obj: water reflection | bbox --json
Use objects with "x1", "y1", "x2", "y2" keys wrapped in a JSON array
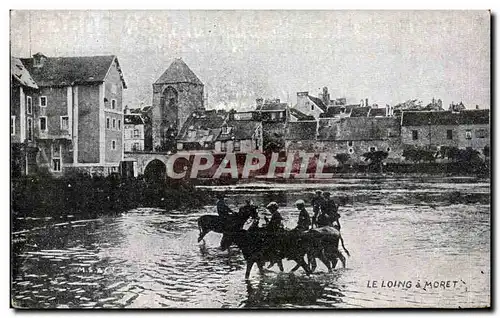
[{"x1": 11, "y1": 177, "x2": 490, "y2": 308}]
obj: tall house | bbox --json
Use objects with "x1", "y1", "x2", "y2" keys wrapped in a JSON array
[
  {"x1": 18, "y1": 53, "x2": 127, "y2": 175},
  {"x1": 11, "y1": 57, "x2": 39, "y2": 176},
  {"x1": 152, "y1": 58, "x2": 204, "y2": 151}
]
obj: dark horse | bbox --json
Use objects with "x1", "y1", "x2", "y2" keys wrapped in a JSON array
[{"x1": 197, "y1": 206, "x2": 259, "y2": 243}]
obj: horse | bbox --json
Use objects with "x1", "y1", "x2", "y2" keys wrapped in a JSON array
[
  {"x1": 290, "y1": 226, "x2": 350, "y2": 273},
  {"x1": 220, "y1": 228, "x2": 312, "y2": 280},
  {"x1": 197, "y1": 204, "x2": 259, "y2": 243}
]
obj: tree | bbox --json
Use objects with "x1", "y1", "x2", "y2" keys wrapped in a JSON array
[
  {"x1": 403, "y1": 146, "x2": 436, "y2": 163},
  {"x1": 362, "y1": 150, "x2": 388, "y2": 172}
]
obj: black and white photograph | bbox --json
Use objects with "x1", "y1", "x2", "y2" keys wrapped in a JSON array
[{"x1": 9, "y1": 9, "x2": 491, "y2": 309}]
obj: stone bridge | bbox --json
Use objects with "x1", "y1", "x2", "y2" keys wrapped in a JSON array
[{"x1": 123, "y1": 151, "x2": 171, "y2": 178}]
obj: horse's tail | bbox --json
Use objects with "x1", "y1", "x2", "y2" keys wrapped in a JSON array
[
  {"x1": 197, "y1": 217, "x2": 204, "y2": 234},
  {"x1": 340, "y1": 234, "x2": 350, "y2": 257}
]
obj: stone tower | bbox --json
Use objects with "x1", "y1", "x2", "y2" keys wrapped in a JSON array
[{"x1": 152, "y1": 58, "x2": 204, "y2": 151}]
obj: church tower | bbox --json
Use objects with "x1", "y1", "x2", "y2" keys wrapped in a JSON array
[{"x1": 152, "y1": 58, "x2": 204, "y2": 151}]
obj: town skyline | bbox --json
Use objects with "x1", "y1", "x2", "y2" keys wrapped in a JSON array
[{"x1": 10, "y1": 10, "x2": 490, "y2": 110}]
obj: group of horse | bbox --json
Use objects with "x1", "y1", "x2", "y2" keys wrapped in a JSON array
[{"x1": 196, "y1": 204, "x2": 350, "y2": 280}]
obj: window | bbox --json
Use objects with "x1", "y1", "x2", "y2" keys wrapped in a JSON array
[
  {"x1": 271, "y1": 113, "x2": 276, "y2": 120},
  {"x1": 475, "y1": 128, "x2": 487, "y2": 139},
  {"x1": 386, "y1": 147, "x2": 391, "y2": 152},
  {"x1": 112, "y1": 140, "x2": 116, "y2": 150},
  {"x1": 348, "y1": 148, "x2": 354, "y2": 154},
  {"x1": 369, "y1": 146, "x2": 376, "y2": 152},
  {"x1": 52, "y1": 159, "x2": 61, "y2": 172},
  {"x1": 111, "y1": 99, "x2": 117, "y2": 110},
  {"x1": 177, "y1": 143, "x2": 183, "y2": 150},
  {"x1": 134, "y1": 129, "x2": 140, "y2": 138},
  {"x1": 40, "y1": 96, "x2": 47, "y2": 107},
  {"x1": 52, "y1": 144, "x2": 61, "y2": 172},
  {"x1": 234, "y1": 140, "x2": 241, "y2": 152},
  {"x1": 311, "y1": 104, "x2": 315, "y2": 111},
  {"x1": 61, "y1": 116, "x2": 69, "y2": 130},
  {"x1": 412, "y1": 130, "x2": 419, "y2": 140},
  {"x1": 27, "y1": 96, "x2": 32, "y2": 114},
  {"x1": 132, "y1": 142, "x2": 141, "y2": 151},
  {"x1": 447, "y1": 129, "x2": 453, "y2": 140},
  {"x1": 347, "y1": 141, "x2": 353, "y2": 147},
  {"x1": 11, "y1": 116, "x2": 15, "y2": 136},
  {"x1": 27, "y1": 118, "x2": 33, "y2": 141},
  {"x1": 279, "y1": 112, "x2": 284, "y2": 119},
  {"x1": 118, "y1": 120, "x2": 121, "y2": 130},
  {"x1": 465, "y1": 130, "x2": 472, "y2": 140},
  {"x1": 112, "y1": 118, "x2": 116, "y2": 129},
  {"x1": 221, "y1": 141, "x2": 227, "y2": 152},
  {"x1": 222, "y1": 125, "x2": 229, "y2": 135},
  {"x1": 39, "y1": 117, "x2": 47, "y2": 131},
  {"x1": 106, "y1": 117, "x2": 110, "y2": 129}
]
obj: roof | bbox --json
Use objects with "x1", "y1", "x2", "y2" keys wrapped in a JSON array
[
  {"x1": 286, "y1": 121, "x2": 318, "y2": 140},
  {"x1": 20, "y1": 54, "x2": 126, "y2": 88},
  {"x1": 124, "y1": 114, "x2": 144, "y2": 125},
  {"x1": 155, "y1": 58, "x2": 203, "y2": 85},
  {"x1": 350, "y1": 107, "x2": 371, "y2": 117},
  {"x1": 289, "y1": 107, "x2": 315, "y2": 120},
  {"x1": 178, "y1": 111, "x2": 227, "y2": 141},
  {"x1": 308, "y1": 95, "x2": 327, "y2": 112},
  {"x1": 320, "y1": 105, "x2": 358, "y2": 118},
  {"x1": 258, "y1": 103, "x2": 288, "y2": 111},
  {"x1": 11, "y1": 57, "x2": 38, "y2": 89},
  {"x1": 217, "y1": 120, "x2": 261, "y2": 141},
  {"x1": 401, "y1": 110, "x2": 490, "y2": 126},
  {"x1": 369, "y1": 108, "x2": 387, "y2": 117}
]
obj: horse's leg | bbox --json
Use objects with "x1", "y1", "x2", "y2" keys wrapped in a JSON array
[
  {"x1": 309, "y1": 253, "x2": 318, "y2": 272},
  {"x1": 318, "y1": 252, "x2": 332, "y2": 273},
  {"x1": 277, "y1": 260, "x2": 284, "y2": 272},
  {"x1": 296, "y1": 257, "x2": 311, "y2": 275},
  {"x1": 336, "y1": 251, "x2": 346, "y2": 268},
  {"x1": 245, "y1": 261, "x2": 255, "y2": 280}
]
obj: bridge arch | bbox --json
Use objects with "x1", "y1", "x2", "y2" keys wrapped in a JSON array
[{"x1": 144, "y1": 159, "x2": 167, "y2": 183}]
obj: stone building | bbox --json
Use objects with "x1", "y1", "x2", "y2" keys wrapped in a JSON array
[
  {"x1": 11, "y1": 57, "x2": 39, "y2": 176},
  {"x1": 13, "y1": 53, "x2": 127, "y2": 176},
  {"x1": 123, "y1": 107, "x2": 146, "y2": 152},
  {"x1": 152, "y1": 58, "x2": 205, "y2": 152},
  {"x1": 293, "y1": 91, "x2": 328, "y2": 119},
  {"x1": 401, "y1": 109, "x2": 490, "y2": 152}
]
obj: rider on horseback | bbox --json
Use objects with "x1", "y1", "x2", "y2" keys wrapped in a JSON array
[
  {"x1": 318, "y1": 191, "x2": 341, "y2": 230},
  {"x1": 311, "y1": 190, "x2": 325, "y2": 228},
  {"x1": 294, "y1": 199, "x2": 311, "y2": 231},
  {"x1": 216, "y1": 194, "x2": 233, "y2": 218},
  {"x1": 265, "y1": 202, "x2": 283, "y2": 232}
]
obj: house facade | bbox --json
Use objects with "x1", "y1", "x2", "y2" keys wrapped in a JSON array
[
  {"x1": 400, "y1": 110, "x2": 490, "y2": 152},
  {"x1": 11, "y1": 57, "x2": 39, "y2": 176},
  {"x1": 124, "y1": 108, "x2": 145, "y2": 152},
  {"x1": 14, "y1": 53, "x2": 127, "y2": 176}
]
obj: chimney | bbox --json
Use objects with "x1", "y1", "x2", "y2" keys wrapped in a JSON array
[
  {"x1": 124, "y1": 105, "x2": 130, "y2": 115},
  {"x1": 256, "y1": 98, "x2": 264, "y2": 109},
  {"x1": 322, "y1": 87, "x2": 330, "y2": 106},
  {"x1": 33, "y1": 52, "x2": 47, "y2": 68},
  {"x1": 476, "y1": 105, "x2": 480, "y2": 109},
  {"x1": 360, "y1": 99, "x2": 364, "y2": 107},
  {"x1": 365, "y1": 98, "x2": 369, "y2": 107}
]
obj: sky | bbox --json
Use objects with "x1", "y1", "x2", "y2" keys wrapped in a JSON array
[{"x1": 10, "y1": 10, "x2": 490, "y2": 110}]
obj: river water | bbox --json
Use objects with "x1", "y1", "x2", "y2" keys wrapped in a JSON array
[{"x1": 11, "y1": 177, "x2": 490, "y2": 309}]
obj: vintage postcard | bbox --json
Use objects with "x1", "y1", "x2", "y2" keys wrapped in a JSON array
[{"x1": 10, "y1": 10, "x2": 490, "y2": 309}]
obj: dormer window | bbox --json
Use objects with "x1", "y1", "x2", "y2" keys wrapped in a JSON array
[{"x1": 33, "y1": 53, "x2": 47, "y2": 68}]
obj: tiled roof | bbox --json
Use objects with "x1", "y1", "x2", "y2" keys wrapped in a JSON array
[
  {"x1": 20, "y1": 54, "x2": 126, "y2": 88},
  {"x1": 178, "y1": 111, "x2": 227, "y2": 141},
  {"x1": 289, "y1": 107, "x2": 315, "y2": 120},
  {"x1": 286, "y1": 121, "x2": 318, "y2": 140},
  {"x1": 124, "y1": 114, "x2": 144, "y2": 125},
  {"x1": 401, "y1": 110, "x2": 490, "y2": 126},
  {"x1": 258, "y1": 103, "x2": 288, "y2": 111},
  {"x1": 320, "y1": 105, "x2": 358, "y2": 118},
  {"x1": 217, "y1": 120, "x2": 260, "y2": 141},
  {"x1": 350, "y1": 107, "x2": 371, "y2": 117},
  {"x1": 308, "y1": 95, "x2": 327, "y2": 112},
  {"x1": 369, "y1": 108, "x2": 387, "y2": 117},
  {"x1": 11, "y1": 57, "x2": 38, "y2": 89},
  {"x1": 155, "y1": 58, "x2": 203, "y2": 85}
]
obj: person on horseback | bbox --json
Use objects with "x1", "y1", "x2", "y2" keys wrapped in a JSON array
[
  {"x1": 311, "y1": 190, "x2": 325, "y2": 228},
  {"x1": 294, "y1": 199, "x2": 311, "y2": 231},
  {"x1": 216, "y1": 194, "x2": 233, "y2": 218},
  {"x1": 321, "y1": 191, "x2": 341, "y2": 229},
  {"x1": 239, "y1": 199, "x2": 258, "y2": 219},
  {"x1": 265, "y1": 202, "x2": 283, "y2": 232}
]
